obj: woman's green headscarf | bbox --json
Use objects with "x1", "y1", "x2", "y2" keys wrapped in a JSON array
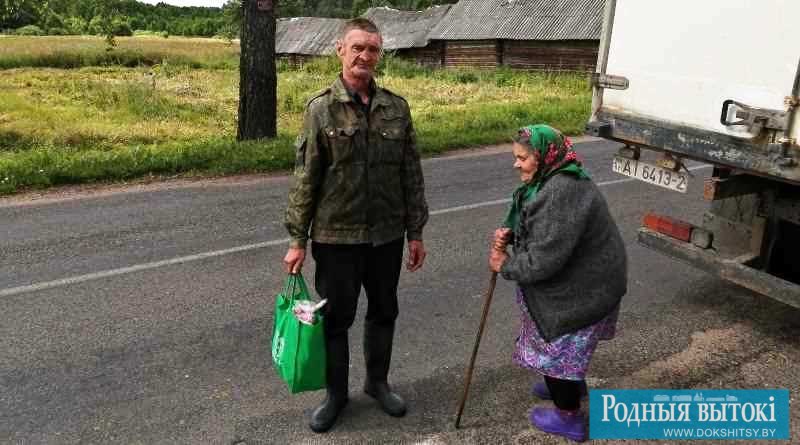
[{"x1": 502, "y1": 124, "x2": 590, "y2": 231}]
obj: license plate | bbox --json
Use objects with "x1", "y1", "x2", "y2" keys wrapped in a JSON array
[{"x1": 612, "y1": 156, "x2": 688, "y2": 193}]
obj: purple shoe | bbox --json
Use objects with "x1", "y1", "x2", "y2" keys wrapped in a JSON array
[
  {"x1": 532, "y1": 381, "x2": 589, "y2": 400},
  {"x1": 530, "y1": 407, "x2": 587, "y2": 443}
]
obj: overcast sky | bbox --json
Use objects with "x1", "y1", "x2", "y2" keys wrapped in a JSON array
[{"x1": 138, "y1": 0, "x2": 226, "y2": 7}]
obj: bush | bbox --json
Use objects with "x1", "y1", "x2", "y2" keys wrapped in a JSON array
[
  {"x1": 87, "y1": 16, "x2": 105, "y2": 35},
  {"x1": 16, "y1": 25, "x2": 45, "y2": 36},
  {"x1": 48, "y1": 27, "x2": 68, "y2": 36},
  {"x1": 111, "y1": 19, "x2": 133, "y2": 37},
  {"x1": 64, "y1": 17, "x2": 88, "y2": 35}
]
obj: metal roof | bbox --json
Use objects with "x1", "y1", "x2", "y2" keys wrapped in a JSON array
[
  {"x1": 362, "y1": 5, "x2": 452, "y2": 50},
  {"x1": 428, "y1": 0, "x2": 604, "y2": 41},
  {"x1": 275, "y1": 17, "x2": 346, "y2": 56}
]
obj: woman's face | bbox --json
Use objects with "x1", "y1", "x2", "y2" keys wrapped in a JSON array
[{"x1": 513, "y1": 142, "x2": 539, "y2": 183}]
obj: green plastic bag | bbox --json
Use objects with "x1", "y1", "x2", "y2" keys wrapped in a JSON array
[{"x1": 271, "y1": 273, "x2": 327, "y2": 393}]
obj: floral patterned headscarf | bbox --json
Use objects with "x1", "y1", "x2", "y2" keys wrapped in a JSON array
[{"x1": 502, "y1": 124, "x2": 589, "y2": 231}]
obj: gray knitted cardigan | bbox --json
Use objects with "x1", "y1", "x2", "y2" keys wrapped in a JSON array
[{"x1": 500, "y1": 173, "x2": 627, "y2": 342}]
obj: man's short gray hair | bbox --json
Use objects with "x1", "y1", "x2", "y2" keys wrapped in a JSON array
[{"x1": 339, "y1": 17, "x2": 381, "y2": 39}]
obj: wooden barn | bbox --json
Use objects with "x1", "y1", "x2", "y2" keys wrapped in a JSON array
[
  {"x1": 275, "y1": 17, "x2": 345, "y2": 66},
  {"x1": 361, "y1": 5, "x2": 452, "y2": 67},
  {"x1": 427, "y1": 0, "x2": 603, "y2": 71}
]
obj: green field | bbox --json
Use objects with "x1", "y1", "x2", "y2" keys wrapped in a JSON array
[
  {"x1": 0, "y1": 35, "x2": 240, "y2": 69},
  {"x1": 0, "y1": 36, "x2": 592, "y2": 195}
]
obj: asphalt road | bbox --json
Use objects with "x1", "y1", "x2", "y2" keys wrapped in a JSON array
[{"x1": 1, "y1": 139, "x2": 799, "y2": 445}]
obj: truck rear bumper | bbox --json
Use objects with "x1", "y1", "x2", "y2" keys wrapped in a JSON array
[
  {"x1": 638, "y1": 227, "x2": 800, "y2": 308},
  {"x1": 593, "y1": 111, "x2": 800, "y2": 185}
]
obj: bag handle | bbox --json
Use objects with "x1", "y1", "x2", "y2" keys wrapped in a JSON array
[{"x1": 283, "y1": 273, "x2": 310, "y2": 303}]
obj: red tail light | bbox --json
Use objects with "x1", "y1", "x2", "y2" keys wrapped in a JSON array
[{"x1": 642, "y1": 213, "x2": 693, "y2": 242}]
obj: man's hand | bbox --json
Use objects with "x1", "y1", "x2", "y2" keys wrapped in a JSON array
[
  {"x1": 283, "y1": 247, "x2": 306, "y2": 274},
  {"x1": 488, "y1": 246, "x2": 508, "y2": 273},
  {"x1": 406, "y1": 240, "x2": 426, "y2": 272},
  {"x1": 493, "y1": 227, "x2": 512, "y2": 251}
]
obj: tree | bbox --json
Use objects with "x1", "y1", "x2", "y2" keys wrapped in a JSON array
[
  {"x1": 350, "y1": 0, "x2": 369, "y2": 16},
  {"x1": 222, "y1": 0, "x2": 241, "y2": 30},
  {"x1": 89, "y1": 0, "x2": 122, "y2": 47},
  {"x1": 237, "y1": 0, "x2": 277, "y2": 141},
  {"x1": 1, "y1": 0, "x2": 40, "y2": 29}
]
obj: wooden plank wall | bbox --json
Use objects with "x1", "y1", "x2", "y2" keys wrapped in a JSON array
[
  {"x1": 278, "y1": 39, "x2": 599, "y2": 72},
  {"x1": 443, "y1": 40, "x2": 500, "y2": 69},
  {"x1": 399, "y1": 42, "x2": 445, "y2": 68},
  {"x1": 502, "y1": 40, "x2": 599, "y2": 71}
]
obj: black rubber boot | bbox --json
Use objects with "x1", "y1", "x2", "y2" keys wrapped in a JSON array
[
  {"x1": 363, "y1": 322, "x2": 406, "y2": 417},
  {"x1": 309, "y1": 334, "x2": 349, "y2": 433}
]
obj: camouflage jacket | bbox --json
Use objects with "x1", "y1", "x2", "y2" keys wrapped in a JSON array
[{"x1": 285, "y1": 77, "x2": 429, "y2": 248}]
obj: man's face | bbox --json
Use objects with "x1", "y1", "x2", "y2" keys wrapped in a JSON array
[{"x1": 336, "y1": 29, "x2": 382, "y2": 82}]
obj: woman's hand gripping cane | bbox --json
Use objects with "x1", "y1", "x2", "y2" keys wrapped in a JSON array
[{"x1": 489, "y1": 228, "x2": 512, "y2": 273}]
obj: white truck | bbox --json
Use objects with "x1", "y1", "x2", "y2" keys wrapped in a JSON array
[{"x1": 587, "y1": 0, "x2": 800, "y2": 305}]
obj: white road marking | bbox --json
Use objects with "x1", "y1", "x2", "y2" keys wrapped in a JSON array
[
  {"x1": 0, "y1": 239, "x2": 290, "y2": 298},
  {"x1": 0, "y1": 165, "x2": 711, "y2": 298}
]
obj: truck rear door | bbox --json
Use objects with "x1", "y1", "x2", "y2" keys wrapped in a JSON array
[{"x1": 590, "y1": 0, "x2": 800, "y2": 184}]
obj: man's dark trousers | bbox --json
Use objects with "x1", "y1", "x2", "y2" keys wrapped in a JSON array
[{"x1": 311, "y1": 238, "x2": 405, "y2": 404}]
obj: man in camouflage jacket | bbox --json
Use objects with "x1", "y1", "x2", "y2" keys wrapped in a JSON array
[{"x1": 283, "y1": 18, "x2": 429, "y2": 433}]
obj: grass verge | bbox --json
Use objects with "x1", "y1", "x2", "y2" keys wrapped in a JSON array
[{"x1": 0, "y1": 44, "x2": 591, "y2": 195}]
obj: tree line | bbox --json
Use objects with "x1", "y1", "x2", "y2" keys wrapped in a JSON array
[
  {"x1": 1, "y1": 0, "x2": 225, "y2": 37},
  {"x1": 1, "y1": 0, "x2": 457, "y2": 38}
]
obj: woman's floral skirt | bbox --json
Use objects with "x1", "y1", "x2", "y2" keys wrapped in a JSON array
[{"x1": 512, "y1": 287, "x2": 619, "y2": 380}]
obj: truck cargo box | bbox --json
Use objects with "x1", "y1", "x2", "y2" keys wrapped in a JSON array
[{"x1": 588, "y1": 0, "x2": 800, "y2": 305}]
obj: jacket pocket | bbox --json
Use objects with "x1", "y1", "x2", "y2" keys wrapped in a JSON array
[
  {"x1": 376, "y1": 124, "x2": 406, "y2": 165},
  {"x1": 324, "y1": 126, "x2": 358, "y2": 164}
]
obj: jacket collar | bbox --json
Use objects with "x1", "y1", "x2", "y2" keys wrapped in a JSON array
[{"x1": 331, "y1": 76, "x2": 392, "y2": 111}]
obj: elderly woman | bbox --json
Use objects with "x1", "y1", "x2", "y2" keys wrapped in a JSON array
[{"x1": 489, "y1": 124, "x2": 627, "y2": 442}]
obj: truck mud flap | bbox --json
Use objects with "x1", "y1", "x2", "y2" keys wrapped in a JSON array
[{"x1": 638, "y1": 227, "x2": 800, "y2": 308}]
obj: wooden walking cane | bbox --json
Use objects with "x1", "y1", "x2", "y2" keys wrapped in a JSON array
[{"x1": 454, "y1": 270, "x2": 498, "y2": 429}]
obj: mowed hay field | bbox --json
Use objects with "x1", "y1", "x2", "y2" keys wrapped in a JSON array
[{"x1": 0, "y1": 36, "x2": 592, "y2": 195}]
